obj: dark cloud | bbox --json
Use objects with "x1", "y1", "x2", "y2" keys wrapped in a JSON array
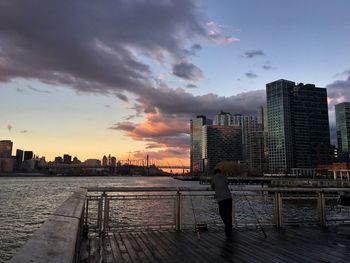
[
  {"x1": 245, "y1": 72, "x2": 258, "y2": 78},
  {"x1": 172, "y1": 62, "x2": 203, "y2": 81},
  {"x1": 263, "y1": 65, "x2": 272, "y2": 70},
  {"x1": 28, "y1": 86, "x2": 50, "y2": 94},
  {"x1": 104, "y1": 104, "x2": 111, "y2": 108},
  {"x1": 0, "y1": 0, "x2": 210, "y2": 95},
  {"x1": 243, "y1": 50, "x2": 265, "y2": 59},
  {"x1": 186, "y1": 83, "x2": 198, "y2": 89},
  {"x1": 16, "y1": 87, "x2": 24, "y2": 92},
  {"x1": 20, "y1": 130, "x2": 28, "y2": 133},
  {"x1": 136, "y1": 86, "x2": 265, "y2": 116},
  {"x1": 191, "y1": 44, "x2": 202, "y2": 52},
  {"x1": 124, "y1": 115, "x2": 135, "y2": 121},
  {"x1": 116, "y1": 93, "x2": 128, "y2": 102}
]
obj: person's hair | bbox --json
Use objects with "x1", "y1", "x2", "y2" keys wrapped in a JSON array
[{"x1": 213, "y1": 168, "x2": 221, "y2": 174}]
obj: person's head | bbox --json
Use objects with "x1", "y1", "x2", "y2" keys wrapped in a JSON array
[{"x1": 213, "y1": 168, "x2": 222, "y2": 175}]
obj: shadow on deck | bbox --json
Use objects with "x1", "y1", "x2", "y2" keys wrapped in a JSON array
[{"x1": 80, "y1": 226, "x2": 350, "y2": 263}]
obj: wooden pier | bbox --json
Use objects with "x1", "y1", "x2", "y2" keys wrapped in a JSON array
[
  {"x1": 11, "y1": 186, "x2": 350, "y2": 262},
  {"x1": 82, "y1": 226, "x2": 350, "y2": 263}
]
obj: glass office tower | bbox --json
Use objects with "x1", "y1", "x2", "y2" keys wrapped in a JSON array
[
  {"x1": 267, "y1": 79, "x2": 331, "y2": 173},
  {"x1": 335, "y1": 102, "x2": 350, "y2": 162}
]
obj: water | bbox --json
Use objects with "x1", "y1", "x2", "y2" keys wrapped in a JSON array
[{"x1": 0, "y1": 176, "x2": 199, "y2": 262}]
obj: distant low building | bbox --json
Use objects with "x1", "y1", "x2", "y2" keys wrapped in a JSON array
[
  {"x1": 63, "y1": 154, "x2": 72, "y2": 164},
  {"x1": 24, "y1": 151, "x2": 34, "y2": 161},
  {"x1": 84, "y1": 159, "x2": 101, "y2": 166}
]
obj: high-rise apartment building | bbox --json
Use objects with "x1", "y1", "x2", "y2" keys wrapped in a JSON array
[
  {"x1": 213, "y1": 111, "x2": 231, "y2": 126},
  {"x1": 0, "y1": 140, "x2": 13, "y2": 158},
  {"x1": 335, "y1": 102, "x2": 350, "y2": 162},
  {"x1": 190, "y1": 116, "x2": 212, "y2": 172},
  {"x1": 0, "y1": 140, "x2": 13, "y2": 173},
  {"x1": 257, "y1": 105, "x2": 268, "y2": 132},
  {"x1": 267, "y1": 79, "x2": 331, "y2": 173},
  {"x1": 229, "y1": 114, "x2": 258, "y2": 161},
  {"x1": 202, "y1": 125, "x2": 242, "y2": 172}
]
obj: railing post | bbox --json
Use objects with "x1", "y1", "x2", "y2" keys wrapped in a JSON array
[
  {"x1": 103, "y1": 192, "x2": 109, "y2": 233},
  {"x1": 97, "y1": 193, "x2": 104, "y2": 234},
  {"x1": 274, "y1": 192, "x2": 282, "y2": 228},
  {"x1": 175, "y1": 189, "x2": 182, "y2": 231},
  {"x1": 318, "y1": 191, "x2": 327, "y2": 227},
  {"x1": 231, "y1": 193, "x2": 236, "y2": 227}
]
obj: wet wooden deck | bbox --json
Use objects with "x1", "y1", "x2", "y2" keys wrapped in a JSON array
[{"x1": 81, "y1": 226, "x2": 350, "y2": 263}]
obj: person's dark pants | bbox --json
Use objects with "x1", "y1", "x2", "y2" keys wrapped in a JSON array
[{"x1": 218, "y1": 198, "x2": 232, "y2": 236}]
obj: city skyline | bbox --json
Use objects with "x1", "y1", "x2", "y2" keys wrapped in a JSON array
[{"x1": 1, "y1": 0, "x2": 350, "y2": 163}]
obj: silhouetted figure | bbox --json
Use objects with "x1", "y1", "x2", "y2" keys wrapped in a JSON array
[{"x1": 211, "y1": 168, "x2": 232, "y2": 236}]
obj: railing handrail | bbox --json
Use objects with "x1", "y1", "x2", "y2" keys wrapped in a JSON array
[{"x1": 86, "y1": 186, "x2": 350, "y2": 193}]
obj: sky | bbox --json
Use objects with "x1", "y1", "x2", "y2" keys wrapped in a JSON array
[{"x1": 1, "y1": 0, "x2": 350, "y2": 165}]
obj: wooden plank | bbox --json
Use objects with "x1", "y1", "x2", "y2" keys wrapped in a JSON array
[
  {"x1": 109, "y1": 234, "x2": 124, "y2": 263},
  {"x1": 125, "y1": 232, "x2": 151, "y2": 263},
  {"x1": 131, "y1": 232, "x2": 159, "y2": 263},
  {"x1": 153, "y1": 230, "x2": 199, "y2": 263},
  {"x1": 115, "y1": 233, "x2": 132, "y2": 263},
  {"x1": 138, "y1": 231, "x2": 171, "y2": 262},
  {"x1": 120, "y1": 232, "x2": 142, "y2": 263},
  {"x1": 157, "y1": 230, "x2": 205, "y2": 263}
]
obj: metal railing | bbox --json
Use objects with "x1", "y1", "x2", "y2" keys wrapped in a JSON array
[{"x1": 83, "y1": 187, "x2": 350, "y2": 234}]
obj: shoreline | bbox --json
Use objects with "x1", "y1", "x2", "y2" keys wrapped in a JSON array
[{"x1": 0, "y1": 173, "x2": 173, "y2": 177}]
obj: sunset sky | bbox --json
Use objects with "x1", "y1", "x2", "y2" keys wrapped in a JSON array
[{"x1": 1, "y1": 0, "x2": 350, "y2": 165}]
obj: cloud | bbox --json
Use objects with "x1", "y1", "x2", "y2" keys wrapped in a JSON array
[
  {"x1": 334, "y1": 70, "x2": 350, "y2": 78},
  {"x1": 0, "y1": 0, "x2": 209, "y2": 95},
  {"x1": 16, "y1": 87, "x2": 24, "y2": 92},
  {"x1": 245, "y1": 72, "x2": 258, "y2": 78},
  {"x1": 172, "y1": 62, "x2": 203, "y2": 81},
  {"x1": 116, "y1": 93, "x2": 128, "y2": 102},
  {"x1": 243, "y1": 50, "x2": 265, "y2": 59},
  {"x1": 27, "y1": 85, "x2": 50, "y2": 93},
  {"x1": 20, "y1": 130, "x2": 28, "y2": 133},
  {"x1": 263, "y1": 65, "x2": 272, "y2": 70},
  {"x1": 7, "y1": 124, "x2": 12, "y2": 132},
  {"x1": 104, "y1": 104, "x2": 111, "y2": 108},
  {"x1": 110, "y1": 113, "x2": 190, "y2": 151},
  {"x1": 132, "y1": 148, "x2": 189, "y2": 161},
  {"x1": 124, "y1": 115, "x2": 135, "y2": 121},
  {"x1": 206, "y1": 21, "x2": 240, "y2": 45},
  {"x1": 186, "y1": 83, "x2": 198, "y2": 89},
  {"x1": 326, "y1": 72, "x2": 350, "y2": 109}
]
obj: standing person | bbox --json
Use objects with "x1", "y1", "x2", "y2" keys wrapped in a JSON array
[{"x1": 211, "y1": 168, "x2": 233, "y2": 236}]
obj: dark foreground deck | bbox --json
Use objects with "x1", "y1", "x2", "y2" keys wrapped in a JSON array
[{"x1": 81, "y1": 226, "x2": 350, "y2": 263}]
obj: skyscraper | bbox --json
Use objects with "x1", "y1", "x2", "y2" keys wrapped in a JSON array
[
  {"x1": 190, "y1": 116, "x2": 212, "y2": 172},
  {"x1": 202, "y1": 125, "x2": 242, "y2": 172},
  {"x1": 335, "y1": 102, "x2": 350, "y2": 162},
  {"x1": 267, "y1": 79, "x2": 331, "y2": 173}
]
